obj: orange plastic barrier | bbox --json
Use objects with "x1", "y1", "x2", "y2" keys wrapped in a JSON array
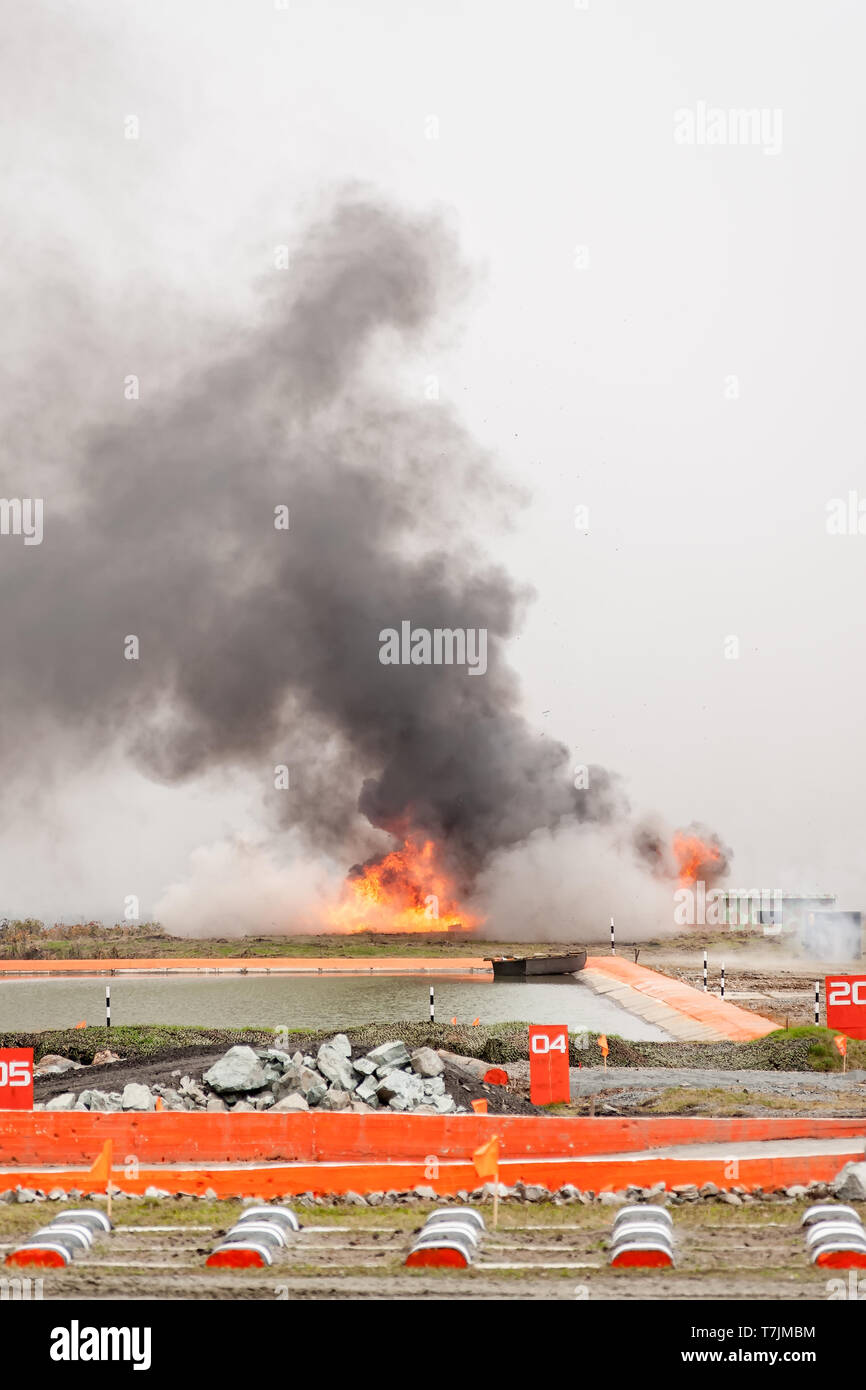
[
  {"x1": 0, "y1": 1148, "x2": 857, "y2": 1199},
  {"x1": 586, "y1": 956, "x2": 777, "y2": 1041},
  {"x1": 2, "y1": 1111, "x2": 863, "y2": 1167},
  {"x1": 0, "y1": 956, "x2": 491, "y2": 976}
]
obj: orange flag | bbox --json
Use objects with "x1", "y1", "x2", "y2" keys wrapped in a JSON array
[
  {"x1": 472, "y1": 1135, "x2": 500, "y2": 1180},
  {"x1": 74, "y1": 1021, "x2": 87, "y2": 1029},
  {"x1": 451, "y1": 1017, "x2": 457, "y2": 1025},
  {"x1": 88, "y1": 1139, "x2": 113, "y2": 1183},
  {"x1": 598, "y1": 1034, "x2": 609, "y2": 1057},
  {"x1": 471, "y1": 1099, "x2": 488, "y2": 1115},
  {"x1": 834, "y1": 1035, "x2": 848, "y2": 1056},
  {"x1": 472, "y1": 1018, "x2": 480, "y2": 1027}
]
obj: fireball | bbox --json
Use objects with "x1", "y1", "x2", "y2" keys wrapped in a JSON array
[
  {"x1": 326, "y1": 837, "x2": 480, "y2": 934},
  {"x1": 672, "y1": 830, "x2": 723, "y2": 886}
]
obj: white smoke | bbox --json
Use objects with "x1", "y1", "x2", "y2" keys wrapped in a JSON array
[
  {"x1": 468, "y1": 822, "x2": 676, "y2": 943},
  {"x1": 154, "y1": 836, "x2": 344, "y2": 939}
]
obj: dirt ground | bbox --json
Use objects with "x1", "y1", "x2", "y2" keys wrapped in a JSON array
[
  {"x1": 0, "y1": 1196, "x2": 852, "y2": 1301},
  {"x1": 634, "y1": 935, "x2": 860, "y2": 1028},
  {"x1": 502, "y1": 1062, "x2": 866, "y2": 1117}
]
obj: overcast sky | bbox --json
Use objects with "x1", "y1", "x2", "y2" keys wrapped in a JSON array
[{"x1": 1, "y1": 0, "x2": 864, "y2": 929}]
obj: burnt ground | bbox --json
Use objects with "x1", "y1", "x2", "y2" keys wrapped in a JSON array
[
  {"x1": 0, "y1": 1195, "x2": 851, "y2": 1301},
  {"x1": 34, "y1": 1041, "x2": 543, "y2": 1116}
]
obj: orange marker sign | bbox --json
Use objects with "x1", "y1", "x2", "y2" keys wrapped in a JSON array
[
  {"x1": 0, "y1": 1049, "x2": 33, "y2": 1111},
  {"x1": 827, "y1": 976, "x2": 866, "y2": 1040},
  {"x1": 529, "y1": 1024, "x2": 570, "y2": 1105}
]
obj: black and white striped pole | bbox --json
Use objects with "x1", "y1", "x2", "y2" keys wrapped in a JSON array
[
  {"x1": 610, "y1": 916, "x2": 616, "y2": 955},
  {"x1": 105, "y1": 984, "x2": 111, "y2": 1030},
  {"x1": 429, "y1": 986, "x2": 435, "y2": 1023},
  {"x1": 703, "y1": 950, "x2": 708, "y2": 993},
  {"x1": 720, "y1": 963, "x2": 725, "y2": 1000},
  {"x1": 814, "y1": 981, "x2": 820, "y2": 1027}
]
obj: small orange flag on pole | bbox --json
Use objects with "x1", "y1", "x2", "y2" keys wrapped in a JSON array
[
  {"x1": 88, "y1": 1139, "x2": 114, "y2": 1220},
  {"x1": 472, "y1": 1136, "x2": 500, "y2": 1180},
  {"x1": 472, "y1": 1135, "x2": 502, "y2": 1227},
  {"x1": 598, "y1": 1034, "x2": 609, "y2": 1070},
  {"x1": 834, "y1": 1035, "x2": 848, "y2": 1072},
  {"x1": 471, "y1": 1099, "x2": 488, "y2": 1115},
  {"x1": 74, "y1": 1021, "x2": 87, "y2": 1029}
]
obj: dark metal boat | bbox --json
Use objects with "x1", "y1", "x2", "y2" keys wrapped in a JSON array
[{"x1": 485, "y1": 950, "x2": 587, "y2": 979}]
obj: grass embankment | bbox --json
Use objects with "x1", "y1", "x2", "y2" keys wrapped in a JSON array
[
  {"x1": 1, "y1": 1021, "x2": 861, "y2": 1072},
  {"x1": 0, "y1": 927, "x2": 584, "y2": 960}
]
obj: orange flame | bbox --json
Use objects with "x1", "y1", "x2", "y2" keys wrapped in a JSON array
[
  {"x1": 325, "y1": 838, "x2": 479, "y2": 934},
  {"x1": 672, "y1": 831, "x2": 721, "y2": 885}
]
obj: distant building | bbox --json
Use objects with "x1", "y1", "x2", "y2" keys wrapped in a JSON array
[
  {"x1": 715, "y1": 891, "x2": 861, "y2": 959},
  {"x1": 716, "y1": 891, "x2": 835, "y2": 928}
]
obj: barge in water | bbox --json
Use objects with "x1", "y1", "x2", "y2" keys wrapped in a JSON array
[{"x1": 485, "y1": 950, "x2": 587, "y2": 979}]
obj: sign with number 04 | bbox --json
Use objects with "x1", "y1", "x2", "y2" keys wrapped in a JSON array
[
  {"x1": 528, "y1": 1025, "x2": 570, "y2": 1105},
  {"x1": 0, "y1": 1049, "x2": 34, "y2": 1110}
]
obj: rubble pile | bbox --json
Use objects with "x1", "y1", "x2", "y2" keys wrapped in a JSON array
[{"x1": 34, "y1": 1036, "x2": 463, "y2": 1115}]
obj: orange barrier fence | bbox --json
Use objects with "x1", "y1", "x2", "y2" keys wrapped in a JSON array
[
  {"x1": 1, "y1": 1111, "x2": 864, "y2": 1166},
  {"x1": 0, "y1": 956, "x2": 491, "y2": 976},
  {"x1": 0, "y1": 1150, "x2": 859, "y2": 1200}
]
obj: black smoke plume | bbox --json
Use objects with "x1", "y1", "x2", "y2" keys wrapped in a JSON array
[{"x1": 0, "y1": 196, "x2": 627, "y2": 893}]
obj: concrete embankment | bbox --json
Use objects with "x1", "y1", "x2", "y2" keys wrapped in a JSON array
[{"x1": 583, "y1": 956, "x2": 778, "y2": 1042}]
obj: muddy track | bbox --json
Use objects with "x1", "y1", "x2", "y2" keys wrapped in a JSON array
[{"x1": 0, "y1": 1204, "x2": 845, "y2": 1300}]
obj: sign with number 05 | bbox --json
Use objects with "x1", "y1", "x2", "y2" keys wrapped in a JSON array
[
  {"x1": 528, "y1": 1025, "x2": 570, "y2": 1105},
  {"x1": 0, "y1": 1049, "x2": 34, "y2": 1110},
  {"x1": 826, "y1": 976, "x2": 866, "y2": 1040}
]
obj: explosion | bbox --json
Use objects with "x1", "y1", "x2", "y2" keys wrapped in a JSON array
[
  {"x1": 634, "y1": 820, "x2": 732, "y2": 890},
  {"x1": 672, "y1": 829, "x2": 727, "y2": 886},
  {"x1": 325, "y1": 838, "x2": 480, "y2": 934}
]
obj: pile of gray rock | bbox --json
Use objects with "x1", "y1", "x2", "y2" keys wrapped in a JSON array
[{"x1": 36, "y1": 1036, "x2": 462, "y2": 1115}]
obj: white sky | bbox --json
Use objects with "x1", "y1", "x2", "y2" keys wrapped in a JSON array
[{"x1": 1, "y1": 0, "x2": 864, "y2": 923}]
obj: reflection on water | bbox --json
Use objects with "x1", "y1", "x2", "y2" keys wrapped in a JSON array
[{"x1": 0, "y1": 972, "x2": 671, "y2": 1040}]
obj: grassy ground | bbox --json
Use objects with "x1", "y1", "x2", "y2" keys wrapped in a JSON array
[
  {"x1": 3, "y1": 1021, "x2": 863, "y2": 1072},
  {"x1": 0, "y1": 926, "x2": 826, "y2": 960},
  {"x1": 0, "y1": 1194, "x2": 840, "y2": 1238},
  {"x1": 0, "y1": 932, "x2": 564, "y2": 960}
]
